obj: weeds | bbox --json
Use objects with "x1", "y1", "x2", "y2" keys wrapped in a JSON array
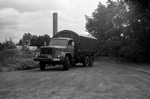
[{"x1": 0, "y1": 49, "x2": 38, "y2": 72}]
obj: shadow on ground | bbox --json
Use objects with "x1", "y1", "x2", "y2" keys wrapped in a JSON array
[{"x1": 31, "y1": 64, "x2": 87, "y2": 72}]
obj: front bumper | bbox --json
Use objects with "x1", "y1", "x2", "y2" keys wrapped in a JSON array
[{"x1": 33, "y1": 57, "x2": 64, "y2": 62}]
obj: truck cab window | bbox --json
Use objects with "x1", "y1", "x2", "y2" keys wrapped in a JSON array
[
  {"x1": 49, "y1": 39, "x2": 68, "y2": 46},
  {"x1": 68, "y1": 40, "x2": 73, "y2": 46},
  {"x1": 68, "y1": 40, "x2": 74, "y2": 46}
]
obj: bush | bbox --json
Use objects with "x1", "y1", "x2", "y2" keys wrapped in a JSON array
[
  {"x1": 0, "y1": 49, "x2": 38, "y2": 72},
  {"x1": 0, "y1": 49, "x2": 17, "y2": 63},
  {"x1": 17, "y1": 59, "x2": 39, "y2": 70}
]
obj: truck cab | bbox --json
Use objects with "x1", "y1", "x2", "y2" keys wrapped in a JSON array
[{"x1": 34, "y1": 37, "x2": 75, "y2": 70}]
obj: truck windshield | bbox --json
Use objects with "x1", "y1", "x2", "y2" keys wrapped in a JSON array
[{"x1": 49, "y1": 39, "x2": 68, "y2": 46}]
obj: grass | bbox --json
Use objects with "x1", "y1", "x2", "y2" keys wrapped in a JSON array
[
  {"x1": 0, "y1": 49, "x2": 39, "y2": 72},
  {"x1": 95, "y1": 56, "x2": 119, "y2": 63}
]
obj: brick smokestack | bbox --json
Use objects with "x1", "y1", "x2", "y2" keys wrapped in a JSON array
[{"x1": 53, "y1": 13, "x2": 58, "y2": 36}]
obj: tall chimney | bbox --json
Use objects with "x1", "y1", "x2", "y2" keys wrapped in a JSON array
[{"x1": 53, "y1": 13, "x2": 58, "y2": 36}]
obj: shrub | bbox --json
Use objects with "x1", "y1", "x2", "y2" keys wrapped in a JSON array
[
  {"x1": 0, "y1": 49, "x2": 38, "y2": 72},
  {"x1": 0, "y1": 49, "x2": 17, "y2": 63},
  {"x1": 17, "y1": 59, "x2": 39, "y2": 70}
]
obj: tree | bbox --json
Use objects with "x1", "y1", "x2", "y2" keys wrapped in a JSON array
[
  {"x1": 22, "y1": 33, "x2": 32, "y2": 46},
  {"x1": 30, "y1": 34, "x2": 51, "y2": 48},
  {"x1": 0, "y1": 42, "x2": 3, "y2": 51},
  {"x1": 123, "y1": 0, "x2": 150, "y2": 62},
  {"x1": 18, "y1": 39, "x2": 23, "y2": 46},
  {"x1": 85, "y1": 0, "x2": 150, "y2": 62},
  {"x1": 30, "y1": 35, "x2": 38, "y2": 46},
  {"x1": 36, "y1": 35, "x2": 51, "y2": 48},
  {"x1": 0, "y1": 38, "x2": 16, "y2": 51},
  {"x1": 85, "y1": 0, "x2": 128, "y2": 56},
  {"x1": 19, "y1": 33, "x2": 51, "y2": 48}
]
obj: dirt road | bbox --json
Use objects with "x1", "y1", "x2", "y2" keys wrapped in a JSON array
[{"x1": 0, "y1": 62, "x2": 150, "y2": 99}]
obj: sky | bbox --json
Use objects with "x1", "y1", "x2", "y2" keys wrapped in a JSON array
[{"x1": 0, "y1": 0, "x2": 107, "y2": 43}]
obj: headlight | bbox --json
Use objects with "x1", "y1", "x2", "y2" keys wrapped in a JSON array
[
  {"x1": 57, "y1": 52, "x2": 65, "y2": 58},
  {"x1": 48, "y1": 55, "x2": 52, "y2": 59},
  {"x1": 35, "y1": 54, "x2": 38, "y2": 57},
  {"x1": 57, "y1": 55, "x2": 61, "y2": 58},
  {"x1": 35, "y1": 52, "x2": 40, "y2": 57}
]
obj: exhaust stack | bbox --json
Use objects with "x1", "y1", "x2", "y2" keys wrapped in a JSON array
[{"x1": 53, "y1": 13, "x2": 58, "y2": 36}]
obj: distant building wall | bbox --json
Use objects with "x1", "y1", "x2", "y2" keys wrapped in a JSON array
[
  {"x1": 16, "y1": 46, "x2": 23, "y2": 51},
  {"x1": 16, "y1": 46, "x2": 38, "y2": 51},
  {"x1": 28, "y1": 46, "x2": 38, "y2": 51}
]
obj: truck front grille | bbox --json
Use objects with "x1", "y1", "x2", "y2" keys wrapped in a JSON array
[{"x1": 41, "y1": 48, "x2": 52, "y2": 54}]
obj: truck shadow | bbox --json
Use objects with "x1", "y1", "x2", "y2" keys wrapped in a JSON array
[{"x1": 33, "y1": 64, "x2": 87, "y2": 72}]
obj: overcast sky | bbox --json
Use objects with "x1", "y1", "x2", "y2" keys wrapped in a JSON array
[{"x1": 0, "y1": 0, "x2": 107, "y2": 43}]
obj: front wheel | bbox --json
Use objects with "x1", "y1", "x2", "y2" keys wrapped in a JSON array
[
  {"x1": 63, "y1": 56, "x2": 70, "y2": 70},
  {"x1": 83, "y1": 56, "x2": 90, "y2": 67},
  {"x1": 39, "y1": 62, "x2": 46, "y2": 70}
]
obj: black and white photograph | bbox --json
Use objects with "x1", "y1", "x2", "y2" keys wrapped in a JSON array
[{"x1": 0, "y1": 0, "x2": 150, "y2": 99}]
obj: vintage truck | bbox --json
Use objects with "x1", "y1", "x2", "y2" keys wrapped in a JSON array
[{"x1": 33, "y1": 30, "x2": 98, "y2": 70}]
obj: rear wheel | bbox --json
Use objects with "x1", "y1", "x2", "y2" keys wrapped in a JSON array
[
  {"x1": 83, "y1": 56, "x2": 89, "y2": 67},
  {"x1": 39, "y1": 62, "x2": 46, "y2": 70},
  {"x1": 63, "y1": 56, "x2": 70, "y2": 70},
  {"x1": 89, "y1": 56, "x2": 94, "y2": 66}
]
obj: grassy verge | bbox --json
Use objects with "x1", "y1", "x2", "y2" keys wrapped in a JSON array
[
  {"x1": 95, "y1": 56, "x2": 120, "y2": 63},
  {"x1": 0, "y1": 49, "x2": 39, "y2": 72},
  {"x1": 95, "y1": 56, "x2": 150, "y2": 69}
]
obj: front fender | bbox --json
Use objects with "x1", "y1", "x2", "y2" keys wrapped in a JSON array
[{"x1": 58, "y1": 52, "x2": 71, "y2": 58}]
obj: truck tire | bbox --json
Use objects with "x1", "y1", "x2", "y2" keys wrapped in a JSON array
[
  {"x1": 89, "y1": 56, "x2": 94, "y2": 66},
  {"x1": 63, "y1": 56, "x2": 70, "y2": 70},
  {"x1": 39, "y1": 62, "x2": 45, "y2": 70},
  {"x1": 83, "y1": 56, "x2": 90, "y2": 67}
]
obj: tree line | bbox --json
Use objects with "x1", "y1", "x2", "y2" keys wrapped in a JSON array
[
  {"x1": 0, "y1": 33, "x2": 51, "y2": 51},
  {"x1": 0, "y1": 38, "x2": 16, "y2": 51},
  {"x1": 85, "y1": 0, "x2": 150, "y2": 63},
  {"x1": 18, "y1": 33, "x2": 51, "y2": 48}
]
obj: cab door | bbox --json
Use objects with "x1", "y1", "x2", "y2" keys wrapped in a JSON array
[{"x1": 67, "y1": 40, "x2": 74, "y2": 57}]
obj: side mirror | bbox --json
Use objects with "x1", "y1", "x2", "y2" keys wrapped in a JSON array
[{"x1": 72, "y1": 42, "x2": 75, "y2": 47}]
